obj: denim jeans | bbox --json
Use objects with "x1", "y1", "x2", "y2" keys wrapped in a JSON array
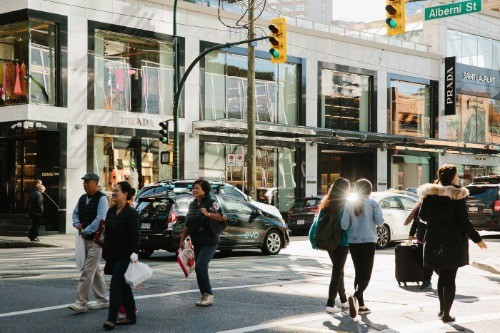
[
  {"x1": 194, "y1": 243, "x2": 218, "y2": 295},
  {"x1": 107, "y1": 257, "x2": 136, "y2": 322},
  {"x1": 326, "y1": 245, "x2": 349, "y2": 307}
]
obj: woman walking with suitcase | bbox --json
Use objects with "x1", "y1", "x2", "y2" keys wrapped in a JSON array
[
  {"x1": 418, "y1": 164, "x2": 487, "y2": 323},
  {"x1": 341, "y1": 179, "x2": 384, "y2": 317}
]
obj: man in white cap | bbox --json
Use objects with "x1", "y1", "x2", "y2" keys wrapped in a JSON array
[{"x1": 69, "y1": 172, "x2": 109, "y2": 312}]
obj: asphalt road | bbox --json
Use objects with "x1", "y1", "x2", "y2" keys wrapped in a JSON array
[{"x1": 1, "y1": 234, "x2": 500, "y2": 333}]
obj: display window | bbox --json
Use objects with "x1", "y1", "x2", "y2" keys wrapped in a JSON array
[
  {"x1": 391, "y1": 155, "x2": 431, "y2": 190},
  {"x1": 93, "y1": 30, "x2": 174, "y2": 115},
  {"x1": 321, "y1": 69, "x2": 371, "y2": 131},
  {"x1": 0, "y1": 19, "x2": 57, "y2": 107},
  {"x1": 201, "y1": 142, "x2": 296, "y2": 211},
  {"x1": 446, "y1": 94, "x2": 499, "y2": 143},
  {"x1": 93, "y1": 135, "x2": 171, "y2": 194},
  {"x1": 203, "y1": 50, "x2": 299, "y2": 125},
  {"x1": 389, "y1": 80, "x2": 431, "y2": 137}
]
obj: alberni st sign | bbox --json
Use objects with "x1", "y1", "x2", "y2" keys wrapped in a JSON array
[{"x1": 425, "y1": 0, "x2": 481, "y2": 21}]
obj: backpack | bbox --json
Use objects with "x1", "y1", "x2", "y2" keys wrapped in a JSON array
[{"x1": 314, "y1": 209, "x2": 343, "y2": 251}]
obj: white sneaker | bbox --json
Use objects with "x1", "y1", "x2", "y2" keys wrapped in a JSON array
[
  {"x1": 325, "y1": 306, "x2": 340, "y2": 314},
  {"x1": 69, "y1": 302, "x2": 88, "y2": 312},
  {"x1": 196, "y1": 293, "x2": 214, "y2": 307},
  {"x1": 88, "y1": 301, "x2": 109, "y2": 310},
  {"x1": 341, "y1": 302, "x2": 349, "y2": 310}
]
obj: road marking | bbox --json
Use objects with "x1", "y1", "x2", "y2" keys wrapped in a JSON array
[{"x1": 0, "y1": 277, "x2": 327, "y2": 318}]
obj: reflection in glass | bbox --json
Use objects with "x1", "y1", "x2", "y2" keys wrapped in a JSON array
[
  {"x1": 447, "y1": 30, "x2": 500, "y2": 70},
  {"x1": 321, "y1": 69, "x2": 371, "y2": 131},
  {"x1": 391, "y1": 155, "x2": 430, "y2": 190},
  {"x1": 389, "y1": 80, "x2": 430, "y2": 137}
]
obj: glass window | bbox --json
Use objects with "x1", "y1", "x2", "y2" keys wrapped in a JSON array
[
  {"x1": 201, "y1": 142, "x2": 296, "y2": 211},
  {"x1": 389, "y1": 80, "x2": 431, "y2": 137},
  {"x1": 461, "y1": 33, "x2": 478, "y2": 66},
  {"x1": 453, "y1": 94, "x2": 497, "y2": 143},
  {"x1": 221, "y1": 195, "x2": 253, "y2": 214},
  {"x1": 0, "y1": 19, "x2": 57, "y2": 107},
  {"x1": 203, "y1": 50, "x2": 299, "y2": 125},
  {"x1": 321, "y1": 69, "x2": 371, "y2": 131},
  {"x1": 93, "y1": 135, "x2": 170, "y2": 194},
  {"x1": 93, "y1": 30, "x2": 174, "y2": 115},
  {"x1": 391, "y1": 155, "x2": 430, "y2": 190},
  {"x1": 380, "y1": 197, "x2": 402, "y2": 209},
  {"x1": 399, "y1": 196, "x2": 416, "y2": 210},
  {"x1": 447, "y1": 30, "x2": 462, "y2": 59},
  {"x1": 447, "y1": 30, "x2": 500, "y2": 71}
]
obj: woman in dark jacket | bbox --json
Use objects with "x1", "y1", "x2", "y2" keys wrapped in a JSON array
[
  {"x1": 179, "y1": 180, "x2": 226, "y2": 307},
  {"x1": 102, "y1": 181, "x2": 140, "y2": 330},
  {"x1": 316, "y1": 177, "x2": 350, "y2": 314},
  {"x1": 418, "y1": 164, "x2": 487, "y2": 323}
]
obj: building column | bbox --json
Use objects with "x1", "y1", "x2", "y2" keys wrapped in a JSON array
[
  {"x1": 305, "y1": 57, "x2": 319, "y2": 196},
  {"x1": 376, "y1": 148, "x2": 388, "y2": 191}
]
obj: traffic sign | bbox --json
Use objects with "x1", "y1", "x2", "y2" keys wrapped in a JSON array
[
  {"x1": 227, "y1": 154, "x2": 236, "y2": 166},
  {"x1": 236, "y1": 154, "x2": 244, "y2": 166},
  {"x1": 425, "y1": 0, "x2": 481, "y2": 21}
]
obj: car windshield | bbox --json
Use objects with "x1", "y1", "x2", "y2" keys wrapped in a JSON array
[
  {"x1": 467, "y1": 186, "x2": 499, "y2": 207},
  {"x1": 292, "y1": 199, "x2": 320, "y2": 208},
  {"x1": 174, "y1": 195, "x2": 193, "y2": 214}
]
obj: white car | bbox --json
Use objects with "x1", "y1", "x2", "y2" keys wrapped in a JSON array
[{"x1": 370, "y1": 191, "x2": 418, "y2": 249}]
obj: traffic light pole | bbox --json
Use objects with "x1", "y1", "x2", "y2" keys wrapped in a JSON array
[
  {"x1": 171, "y1": 35, "x2": 268, "y2": 176},
  {"x1": 173, "y1": 0, "x2": 180, "y2": 179},
  {"x1": 247, "y1": 0, "x2": 257, "y2": 199}
]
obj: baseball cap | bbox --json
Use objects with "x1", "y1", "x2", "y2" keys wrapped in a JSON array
[{"x1": 81, "y1": 172, "x2": 100, "y2": 181}]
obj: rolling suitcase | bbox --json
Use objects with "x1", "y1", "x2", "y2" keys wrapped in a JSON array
[{"x1": 395, "y1": 242, "x2": 426, "y2": 287}]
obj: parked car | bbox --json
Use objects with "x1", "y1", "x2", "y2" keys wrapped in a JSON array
[
  {"x1": 370, "y1": 191, "x2": 418, "y2": 249},
  {"x1": 465, "y1": 183, "x2": 500, "y2": 230},
  {"x1": 136, "y1": 192, "x2": 290, "y2": 258},
  {"x1": 287, "y1": 196, "x2": 322, "y2": 235},
  {"x1": 136, "y1": 180, "x2": 284, "y2": 221},
  {"x1": 472, "y1": 175, "x2": 500, "y2": 184}
]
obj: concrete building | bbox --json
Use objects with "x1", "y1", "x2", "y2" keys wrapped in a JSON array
[{"x1": 0, "y1": 0, "x2": 498, "y2": 234}]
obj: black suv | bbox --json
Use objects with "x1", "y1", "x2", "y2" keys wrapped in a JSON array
[
  {"x1": 136, "y1": 192, "x2": 290, "y2": 258},
  {"x1": 466, "y1": 182, "x2": 500, "y2": 230}
]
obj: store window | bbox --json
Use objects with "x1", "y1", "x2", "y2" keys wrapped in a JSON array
[
  {"x1": 389, "y1": 80, "x2": 431, "y2": 137},
  {"x1": 93, "y1": 135, "x2": 170, "y2": 194},
  {"x1": 321, "y1": 69, "x2": 371, "y2": 131},
  {"x1": 447, "y1": 30, "x2": 500, "y2": 70},
  {"x1": 201, "y1": 142, "x2": 296, "y2": 211},
  {"x1": 0, "y1": 19, "x2": 57, "y2": 107},
  {"x1": 93, "y1": 30, "x2": 174, "y2": 114},
  {"x1": 203, "y1": 50, "x2": 299, "y2": 125},
  {"x1": 446, "y1": 95, "x2": 499, "y2": 143},
  {"x1": 391, "y1": 155, "x2": 431, "y2": 190}
]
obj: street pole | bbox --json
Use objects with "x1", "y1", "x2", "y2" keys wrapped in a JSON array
[
  {"x1": 172, "y1": 0, "x2": 180, "y2": 180},
  {"x1": 246, "y1": 0, "x2": 257, "y2": 199}
]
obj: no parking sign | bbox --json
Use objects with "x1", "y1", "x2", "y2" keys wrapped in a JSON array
[
  {"x1": 227, "y1": 154, "x2": 236, "y2": 166},
  {"x1": 236, "y1": 154, "x2": 244, "y2": 166}
]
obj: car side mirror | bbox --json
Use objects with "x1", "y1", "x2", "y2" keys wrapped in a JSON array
[{"x1": 250, "y1": 209, "x2": 261, "y2": 218}]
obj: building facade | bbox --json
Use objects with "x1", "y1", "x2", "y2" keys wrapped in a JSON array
[{"x1": 0, "y1": 0, "x2": 498, "y2": 234}]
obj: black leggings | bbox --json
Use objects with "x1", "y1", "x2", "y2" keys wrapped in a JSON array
[
  {"x1": 326, "y1": 245, "x2": 349, "y2": 307},
  {"x1": 437, "y1": 268, "x2": 458, "y2": 316},
  {"x1": 349, "y1": 243, "x2": 376, "y2": 307}
]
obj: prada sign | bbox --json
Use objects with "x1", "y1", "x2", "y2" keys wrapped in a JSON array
[
  {"x1": 121, "y1": 116, "x2": 155, "y2": 127},
  {"x1": 444, "y1": 57, "x2": 456, "y2": 116}
]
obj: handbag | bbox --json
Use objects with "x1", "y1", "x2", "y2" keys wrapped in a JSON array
[
  {"x1": 125, "y1": 261, "x2": 153, "y2": 287},
  {"x1": 177, "y1": 238, "x2": 196, "y2": 278},
  {"x1": 75, "y1": 231, "x2": 86, "y2": 270},
  {"x1": 93, "y1": 219, "x2": 105, "y2": 247},
  {"x1": 204, "y1": 217, "x2": 228, "y2": 237}
]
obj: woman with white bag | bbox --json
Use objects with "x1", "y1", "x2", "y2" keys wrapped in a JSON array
[{"x1": 102, "y1": 181, "x2": 140, "y2": 330}]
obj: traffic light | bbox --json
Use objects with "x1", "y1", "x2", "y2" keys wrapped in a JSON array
[
  {"x1": 268, "y1": 17, "x2": 287, "y2": 64},
  {"x1": 159, "y1": 120, "x2": 170, "y2": 144},
  {"x1": 385, "y1": 0, "x2": 406, "y2": 36}
]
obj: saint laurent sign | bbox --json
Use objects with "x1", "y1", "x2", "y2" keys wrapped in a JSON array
[
  {"x1": 461, "y1": 72, "x2": 495, "y2": 84},
  {"x1": 444, "y1": 57, "x2": 456, "y2": 116}
]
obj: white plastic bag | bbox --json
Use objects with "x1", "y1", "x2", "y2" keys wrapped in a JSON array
[
  {"x1": 177, "y1": 238, "x2": 195, "y2": 278},
  {"x1": 75, "y1": 231, "x2": 86, "y2": 271},
  {"x1": 125, "y1": 261, "x2": 153, "y2": 287}
]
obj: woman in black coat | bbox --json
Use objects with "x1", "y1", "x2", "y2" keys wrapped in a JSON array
[
  {"x1": 102, "y1": 181, "x2": 140, "y2": 330},
  {"x1": 418, "y1": 164, "x2": 487, "y2": 323}
]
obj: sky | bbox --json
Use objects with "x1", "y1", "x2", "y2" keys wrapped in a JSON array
[{"x1": 332, "y1": 0, "x2": 387, "y2": 22}]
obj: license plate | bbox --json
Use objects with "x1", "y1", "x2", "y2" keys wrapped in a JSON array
[
  {"x1": 297, "y1": 219, "x2": 305, "y2": 225},
  {"x1": 469, "y1": 207, "x2": 478, "y2": 212},
  {"x1": 141, "y1": 223, "x2": 151, "y2": 230}
]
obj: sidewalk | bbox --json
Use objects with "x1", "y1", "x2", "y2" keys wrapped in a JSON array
[{"x1": 0, "y1": 233, "x2": 75, "y2": 249}]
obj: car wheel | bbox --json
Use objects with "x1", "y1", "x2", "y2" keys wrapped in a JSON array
[
  {"x1": 138, "y1": 248, "x2": 154, "y2": 258},
  {"x1": 261, "y1": 230, "x2": 282, "y2": 255},
  {"x1": 376, "y1": 224, "x2": 390, "y2": 249}
]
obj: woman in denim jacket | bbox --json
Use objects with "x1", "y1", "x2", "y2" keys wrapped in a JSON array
[{"x1": 341, "y1": 179, "x2": 384, "y2": 318}]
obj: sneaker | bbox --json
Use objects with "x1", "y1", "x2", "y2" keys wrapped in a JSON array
[
  {"x1": 69, "y1": 302, "x2": 88, "y2": 312},
  {"x1": 325, "y1": 306, "x2": 340, "y2": 314},
  {"x1": 30, "y1": 238, "x2": 40, "y2": 242},
  {"x1": 348, "y1": 296, "x2": 358, "y2": 318},
  {"x1": 420, "y1": 281, "x2": 432, "y2": 289},
  {"x1": 118, "y1": 306, "x2": 138, "y2": 319},
  {"x1": 358, "y1": 306, "x2": 371, "y2": 315},
  {"x1": 196, "y1": 293, "x2": 214, "y2": 307},
  {"x1": 341, "y1": 301, "x2": 349, "y2": 310},
  {"x1": 88, "y1": 301, "x2": 109, "y2": 310}
]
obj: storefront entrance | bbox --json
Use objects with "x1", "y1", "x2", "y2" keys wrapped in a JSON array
[{"x1": 318, "y1": 148, "x2": 376, "y2": 195}]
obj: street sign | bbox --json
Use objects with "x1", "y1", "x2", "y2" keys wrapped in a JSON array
[
  {"x1": 227, "y1": 154, "x2": 236, "y2": 166},
  {"x1": 235, "y1": 154, "x2": 244, "y2": 166},
  {"x1": 425, "y1": 0, "x2": 481, "y2": 21}
]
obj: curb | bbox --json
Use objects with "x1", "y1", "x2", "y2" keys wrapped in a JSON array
[{"x1": 0, "y1": 241, "x2": 57, "y2": 249}]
